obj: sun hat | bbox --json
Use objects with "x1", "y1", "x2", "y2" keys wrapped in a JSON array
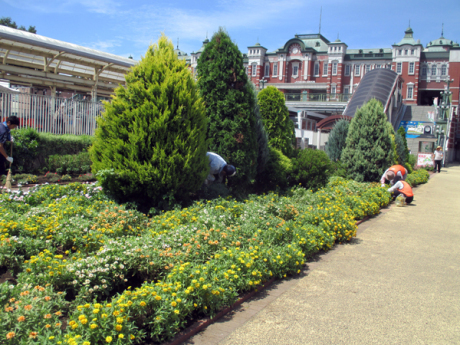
[{"x1": 437, "y1": 146, "x2": 442, "y2": 149}]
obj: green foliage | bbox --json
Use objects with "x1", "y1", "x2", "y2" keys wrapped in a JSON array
[
  {"x1": 326, "y1": 119, "x2": 350, "y2": 161},
  {"x1": 397, "y1": 126, "x2": 410, "y2": 159},
  {"x1": 331, "y1": 160, "x2": 348, "y2": 178},
  {"x1": 406, "y1": 168, "x2": 429, "y2": 187},
  {"x1": 197, "y1": 28, "x2": 258, "y2": 187},
  {"x1": 257, "y1": 147, "x2": 292, "y2": 189},
  {"x1": 257, "y1": 86, "x2": 295, "y2": 157},
  {"x1": 341, "y1": 99, "x2": 394, "y2": 182},
  {"x1": 406, "y1": 153, "x2": 417, "y2": 173},
  {"x1": 291, "y1": 149, "x2": 334, "y2": 190},
  {"x1": 7, "y1": 127, "x2": 92, "y2": 174},
  {"x1": 90, "y1": 34, "x2": 208, "y2": 210},
  {"x1": 0, "y1": 16, "x2": 36, "y2": 33},
  {"x1": 47, "y1": 152, "x2": 92, "y2": 174},
  {"x1": 394, "y1": 132, "x2": 407, "y2": 166},
  {"x1": 386, "y1": 121, "x2": 398, "y2": 164},
  {"x1": 250, "y1": 83, "x2": 270, "y2": 175}
]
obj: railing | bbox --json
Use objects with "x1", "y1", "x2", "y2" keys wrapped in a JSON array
[
  {"x1": 285, "y1": 93, "x2": 351, "y2": 102},
  {"x1": 0, "y1": 91, "x2": 104, "y2": 135}
]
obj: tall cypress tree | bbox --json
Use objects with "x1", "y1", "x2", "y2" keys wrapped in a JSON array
[
  {"x1": 90, "y1": 35, "x2": 208, "y2": 209},
  {"x1": 325, "y1": 118, "x2": 350, "y2": 161},
  {"x1": 257, "y1": 86, "x2": 295, "y2": 157},
  {"x1": 397, "y1": 126, "x2": 410, "y2": 159},
  {"x1": 341, "y1": 99, "x2": 393, "y2": 182},
  {"x1": 197, "y1": 28, "x2": 258, "y2": 186}
]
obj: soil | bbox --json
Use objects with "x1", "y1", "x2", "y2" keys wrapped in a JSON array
[{"x1": 4, "y1": 174, "x2": 96, "y2": 190}]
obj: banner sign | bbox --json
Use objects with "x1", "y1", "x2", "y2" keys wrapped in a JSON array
[
  {"x1": 417, "y1": 153, "x2": 434, "y2": 167},
  {"x1": 399, "y1": 121, "x2": 435, "y2": 138}
]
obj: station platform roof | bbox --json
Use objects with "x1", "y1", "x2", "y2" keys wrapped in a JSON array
[{"x1": 0, "y1": 26, "x2": 137, "y2": 96}]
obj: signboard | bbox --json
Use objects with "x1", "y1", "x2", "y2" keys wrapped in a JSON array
[
  {"x1": 417, "y1": 153, "x2": 434, "y2": 167},
  {"x1": 399, "y1": 121, "x2": 435, "y2": 138}
]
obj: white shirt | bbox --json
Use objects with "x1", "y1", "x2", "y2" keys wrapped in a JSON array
[
  {"x1": 387, "y1": 181, "x2": 404, "y2": 193},
  {"x1": 433, "y1": 150, "x2": 443, "y2": 160}
]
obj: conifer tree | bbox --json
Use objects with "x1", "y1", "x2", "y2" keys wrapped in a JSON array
[
  {"x1": 341, "y1": 99, "x2": 393, "y2": 182},
  {"x1": 397, "y1": 126, "x2": 410, "y2": 159},
  {"x1": 386, "y1": 121, "x2": 398, "y2": 164},
  {"x1": 250, "y1": 83, "x2": 270, "y2": 175},
  {"x1": 325, "y1": 118, "x2": 350, "y2": 161},
  {"x1": 395, "y1": 132, "x2": 407, "y2": 166},
  {"x1": 196, "y1": 28, "x2": 258, "y2": 186},
  {"x1": 257, "y1": 86, "x2": 295, "y2": 157},
  {"x1": 90, "y1": 35, "x2": 208, "y2": 208}
]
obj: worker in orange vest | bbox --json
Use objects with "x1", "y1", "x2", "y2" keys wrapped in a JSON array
[
  {"x1": 380, "y1": 164, "x2": 408, "y2": 187},
  {"x1": 387, "y1": 176, "x2": 414, "y2": 204}
]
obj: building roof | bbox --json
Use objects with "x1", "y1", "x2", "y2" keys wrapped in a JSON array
[
  {"x1": 343, "y1": 68, "x2": 399, "y2": 117},
  {"x1": 425, "y1": 35, "x2": 455, "y2": 52},
  {"x1": 0, "y1": 26, "x2": 136, "y2": 96},
  {"x1": 394, "y1": 26, "x2": 422, "y2": 46}
]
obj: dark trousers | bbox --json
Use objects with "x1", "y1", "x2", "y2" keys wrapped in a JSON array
[
  {"x1": 0, "y1": 155, "x2": 6, "y2": 176},
  {"x1": 434, "y1": 160, "x2": 442, "y2": 173},
  {"x1": 393, "y1": 190, "x2": 413, "y2": 204}
]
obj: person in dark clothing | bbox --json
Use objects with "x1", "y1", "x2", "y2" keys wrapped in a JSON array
[{"x1": 0, "y1": 116, "x2": 19, "y2": 176}]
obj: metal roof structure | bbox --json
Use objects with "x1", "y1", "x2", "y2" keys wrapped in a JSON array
[
  {"x1": 343, "y1": 68, "x2": 400, "y2": 117},
  {"x1": 0, "y1": 26, "x2": 137, "y2": 97}
]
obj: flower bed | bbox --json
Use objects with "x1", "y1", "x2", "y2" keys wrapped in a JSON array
[
  {"x1": 406, "y1": 168, "x2": 429, "y2": 187},
  {"x1": 1, "y1": 177, "x2": 392, "y2": 344}
]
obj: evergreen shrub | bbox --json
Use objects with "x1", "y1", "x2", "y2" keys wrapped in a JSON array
[
  {"x1": 90, "y1": 35, "x2": 208, "y2": 209},
  {"x1": 250, "y1": 83, "x2": 270, "y2": 175},
  {"x1": 257, "y1": 147, "x2": 292, "y2": 189},
  {"x1": 291, "y1": 149, "x2": 334, "y2": 190},
  {"x1": 197, "y1": 28, "x2": 258, "y2": 188},
  {"x1": 394, "y1": 132, "x2": 407, "y2": 166},
  {"x1": 257, "y1": 86, "x2": 295, "y2": 157},
  {"x1": 326, "y1": 118, "x2": 349, "y2": 161},
  {"x1": 397, "y1": 126, "x2": 410, "y2": 160},
  {"x1": 341, "y1": 99, "x2": 393, "y2": 182}
]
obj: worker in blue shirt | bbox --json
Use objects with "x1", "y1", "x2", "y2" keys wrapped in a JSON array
[
  {"x1": 0, "y1": 116, "x2": 19, "y2": 177},
  {"x1": 205, "y1": 152, "x2": 236, "y2": 185}
]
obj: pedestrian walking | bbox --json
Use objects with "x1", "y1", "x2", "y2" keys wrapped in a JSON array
[{"x1": 432, "y1": 146, "x2": 443, "y2": 173}]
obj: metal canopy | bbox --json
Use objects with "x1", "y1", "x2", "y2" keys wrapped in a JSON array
[{"x1": 0, "y1": 26, "x2": 137, "y2": 97}]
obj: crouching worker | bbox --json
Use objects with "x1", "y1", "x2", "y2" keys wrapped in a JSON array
[
  {"x1": 387, "y1": 176, "x2": 413, "y2": 204},
  {"x1": 205, "y1": 152, "x2": 236, "y2": 185},
  {"x1": 380, "y1": 164, "x2": 408, "y2": 187}
]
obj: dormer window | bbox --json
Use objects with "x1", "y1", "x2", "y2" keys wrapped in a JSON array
[
  {"x1": 411, "y1": 49, "x2": 415, "y2": 55},
  {"x1": 316, "y1": 41, "x2": 320, "y2": 47}
]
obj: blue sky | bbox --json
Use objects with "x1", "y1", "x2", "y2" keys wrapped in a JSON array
[{"x1": 1, "y1": 0, "x2": 460, "y2": 60}]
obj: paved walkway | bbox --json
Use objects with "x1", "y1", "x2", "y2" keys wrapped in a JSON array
[{"x1": 186, "y1": 165, "x2": 460, "y2": 345}]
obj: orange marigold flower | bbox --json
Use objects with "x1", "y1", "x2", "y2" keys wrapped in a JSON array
[
  {"x1": 45, "y1": 324, "x2": 51, "y2": 328},
  {"x1": 44, "y1": 314, "x2": 52, "y2": 319},
  {"x1": 29, "y1": 332, "x2": 38, "y2": 339},
  {"x1": 44, "y1": 296, "x2": 51, "y2": 301},
  {"x1": 54, "y1": 311, "x2": 62, "y2": 316},
  {"x1": 5, "y1": 307, "x2": 13, "y2": 312},
  {"x1": 17, "y1": 316, "x2": 26, "y2": 322},
  {"x1": 6, "y1": 332, "x2": 15, "y2": 339}
]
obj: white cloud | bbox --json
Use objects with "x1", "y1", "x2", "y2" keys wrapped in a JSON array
[{"x1": 2, "y1": 0, "x2": 121, "y2": 14}]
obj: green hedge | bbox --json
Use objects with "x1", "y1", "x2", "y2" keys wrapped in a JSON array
[
  {"x1": 406, "y1": 168, "x2": 429, "y2": 187},
  {"x1": 7, "y1": 128, "x2": 93, "y2": 174}
]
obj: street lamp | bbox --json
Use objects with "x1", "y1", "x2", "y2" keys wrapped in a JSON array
[
  {"x1": 434, "y1": 77, "x2": 454, "y2": 167},
  {"x1": 259, "y1": 79, "x2": 267, "y2": 90}
]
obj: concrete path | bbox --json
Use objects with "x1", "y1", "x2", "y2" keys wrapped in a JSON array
[{"x1": 186, "y1": 165, "x2": 460, "y2": 345}]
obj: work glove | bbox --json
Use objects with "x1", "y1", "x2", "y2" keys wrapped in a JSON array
[
  {"x1": 6, "y1": 157, "x2": 13, "y2": 164},
  {"x1": 10, "y1": 136, "x2": 14, "y2": 142}
]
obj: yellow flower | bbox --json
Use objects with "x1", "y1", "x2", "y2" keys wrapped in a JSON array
[
  {"x1": 130, "y1": 335, "x2": 135, "y2": 340},
  {"x1": 171, "y1": 301, "x2": 177, "y2": 307},
  {"x1": 155, "y1": 296, "x2": 161, "y2": 301},
  {"x1": 139, "y1": 301, "x2": 146, "y2": 307},
  {"x1": 49, "y1": 336, "x2": 55, "y2": 340},
  {"x1": 115, "y1": 324, "x2": 122, "y2": 331},
  {"x1": 93, "y1": 309, "x2": 100, "y2": 314},
  {"x1": 90, "y1": 323, "x2": 98, "y2": 329},
  {"x1": 117, "y1": 317, "x2": 124, "y2": 324},
  {"x1": 106, "y1": 336, "x2": 113, "y2": 343},
  {"x1": 174, "y1": 309, "x2": 180, "y2": 314}
]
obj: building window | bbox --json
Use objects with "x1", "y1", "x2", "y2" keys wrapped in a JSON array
[
  {"x1": 365, "y1": 65, "x2": 371, "y2": 73},
  {"x1": 344, "y1": 65, "x2": 350, "y2": 76},
  {"x1": 293, "y1": 65, "x2": 299, "y2": 76},
  {"x1": 332, "y1": 61, "x2": 338, "y2": 75},
  {"x1": 323, "y1": 62, "x2": 328, "y2": 75},
  {"x1": 265, "y1": 64, "x2": 270, "y2": 77},
  {"x1": 431, "y1": 65, "x2": 437, "y2": 76},
  {"x1": 421, "y1": 66, "x2": 427, "y2": 77},
  {"x1": 331, "y1": 85, "x2": 336, "y2": 96},
  {"x1": 407, "y1": 85, "x2": 414, "y2": 99},
  {"x1": 376, "y1": 64, "x2": 381, "y2": 69},
  {"x1": 314, "y1": 62, "x2": 319, "y2": 76},
  {"x1": 398, "y1": 49, "x2": 402, "y2": 55},
  {"x1": 409, "y1": 62, "x2": 414, "y2": 74},
  {"x1": 273, "y1": 62, "x2": 278, "y2": 76},
  {"x1": 252, "y1": 63, "x2": 257, "y2": 77},
  {"x1": 411, "y1": 49, "x2": 415, "y2": 55},
  {"x1": 354, "y1": 64, "x2": 360, "y2": 76},
  {"x1": 396, "y1": 62, "x2": 402, "y2": 74},
  {"x1": 404, "y1": 50, "x2": 408, "y2": 55},
  {"x1": 441, "y1": 65, "x2": 447, "y2": 76}
]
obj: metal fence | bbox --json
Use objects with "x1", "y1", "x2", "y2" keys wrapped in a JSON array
[
  {"x1": 285, "y1": 93, "x2": 351, "y2": 102},
  {"x1": 0, "y1": 91, "x2": 104, "y2": 135}
]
